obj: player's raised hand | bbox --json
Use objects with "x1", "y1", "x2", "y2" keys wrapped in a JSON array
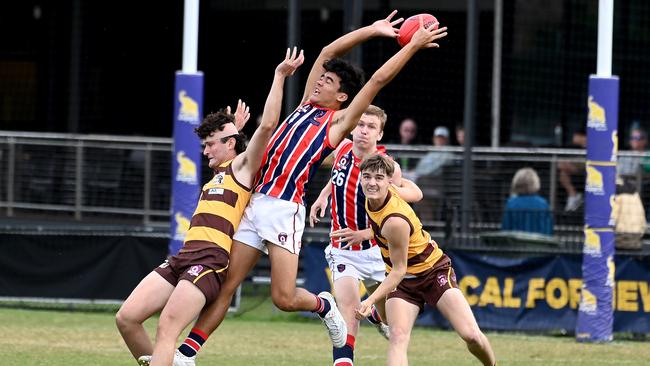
[
  {"x1": 371, "y1": 10, "x2": 404, "y2": 39},
  {"x1": 276, "y1": 47, "x2": 305, "y2": 77},
  {"x1": 410, "y1": 16, "x2": 447, "y2": 49},
  {"x1": 229, "y1": 99, "x2": 250, "y2": 131},
  {"x1": 309, "y1": 195, "x2": 328, "y2": 227}
]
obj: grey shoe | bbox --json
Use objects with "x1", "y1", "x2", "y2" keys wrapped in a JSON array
[
  {"x1": 317, "y1": 291, "x2": 348, "y2": 348},
  {"x1": 565, "y1": 193, "x2": 583, "y2": 212},
  {"x1": 374, "y1": 321, "x2": 390, "y2": 340}
]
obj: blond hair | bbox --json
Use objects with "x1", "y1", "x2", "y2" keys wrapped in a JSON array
[{"x1": 364, "y1": 105, "x2": 387, "y2": 131}]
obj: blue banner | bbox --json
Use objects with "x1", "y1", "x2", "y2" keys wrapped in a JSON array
[
  {"x1": 578, "y1": 76, "x2": 619, "y2": 342},
  {"x1": 303, "y1": 247, "x2": 650, "y2": 333},
  {"x1": 169, "y1": 72, "x2": 204, "y2": 255}
]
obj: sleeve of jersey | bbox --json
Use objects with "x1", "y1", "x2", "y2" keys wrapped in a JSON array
[{"x1": 324, "y1": 109, "x2": 340, "y2": 150}]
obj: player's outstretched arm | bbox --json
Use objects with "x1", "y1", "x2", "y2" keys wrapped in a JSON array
[
  {"x1": 234, "y1": 47, "x2": 304, "y2": 178},
  {"x1": 309, "y1": 182, "x2": 332, "y2": 227},
  {"x1": 329, "y1": 18, "x2": 448, "y2": 146},
  {"x1": 300, "y1": 10, "x2": 404, "y2": 103},
  {"x1": 355, "y1": 217, "x2": 410, "y2": 319}
]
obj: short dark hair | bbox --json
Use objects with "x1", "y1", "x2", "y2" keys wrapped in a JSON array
[
  {"x1": 359, "y1": 154, "x2": 394, "y2": 177},
  {"x1": 195, "y1": 110, "x2": 247, "y2": 154},
  {"x1": 323, "y1": 58, "x2": 365, "y2": 108}
]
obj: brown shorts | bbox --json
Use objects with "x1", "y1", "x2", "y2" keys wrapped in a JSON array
[
  {"x1": 387, "y1": 254, "x2": 458, "y2": 312},
  {"x1": 154, "y1": 246, "x2": 229, "y2": 304}
]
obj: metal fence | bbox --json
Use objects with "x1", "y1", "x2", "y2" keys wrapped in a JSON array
[
  {"x1": 2, "y1": 131, "x2": 649, "y2": 253},
  {"x1": 0, "y1": 131, "x2": 172, "y2": 225}
]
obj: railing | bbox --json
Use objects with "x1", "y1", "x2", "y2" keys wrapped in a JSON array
[
  {"x1": 0, "y1": 131, "x2": 173, "y2": 225},
  {"x1": 1, "y1": 131, "x2": 648, "y2": 251}
]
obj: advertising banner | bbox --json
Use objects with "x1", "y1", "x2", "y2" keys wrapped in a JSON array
[{"x1": 302, "y1": 247, "x2": 650, "y2": 333}]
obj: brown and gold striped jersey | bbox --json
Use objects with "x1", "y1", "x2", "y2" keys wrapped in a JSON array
[
  {"x1": 366, "y1": 187, "x2": 444, "y2": 276},
  {"x1": 182, "y1": 160, "x2": 252, "y2": 253}
]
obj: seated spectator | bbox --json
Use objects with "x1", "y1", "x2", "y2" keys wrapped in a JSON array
[
  {"x1": 612, "y1": 176, "x2": 647, "y2": 249},
  {"x1": 406, "y1": 126, "x2": 455, "y2": 180},
  {"x1": 391, "y1": 118, "x2": 419, "y2": 170},
  {"x1": 502, "y1": 167, "x2": 553, "y2": 235},
  {"x1": 618, "y1": 126, "x2": 650, "y2": 177},
  {"x1": 558, "y1": 128, "x2": 587, "y2": 211},
  {"x1": 404, "y1": 126, "x2": 455, "y2": 223}
]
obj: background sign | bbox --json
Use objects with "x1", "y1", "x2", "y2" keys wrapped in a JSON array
[{"x1": 169, "y1": 72, "x2": 204, "y2": 255}]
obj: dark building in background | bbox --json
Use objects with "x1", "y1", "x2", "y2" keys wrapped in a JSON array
[{"x1": 1, "y1": 1, "x2": 649, "y2": 146}]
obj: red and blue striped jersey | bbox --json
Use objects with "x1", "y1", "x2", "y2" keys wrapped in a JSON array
[
  {"x1": 330, "y1": 140, "x2": 386, "y2": 251},
  {"x1": 255, "y1": 102, "x2": 338, "y2": 205}
]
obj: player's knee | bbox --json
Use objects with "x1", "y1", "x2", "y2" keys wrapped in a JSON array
[
  {"x1": 155, "y1": 314, "x2": 181, "y2": 339},
  {"x1": 271, "y1": 290, "x2": 298, "y2": 311},
  {"x1": 460, "y1": 328, "x2": 483, "y2": 347},
  {"x1": 115, "y1": 308, "x2": 138, "y2": 330},
  {"x1": 388, "y1": 326, "x2": 411, "y2": 346}
]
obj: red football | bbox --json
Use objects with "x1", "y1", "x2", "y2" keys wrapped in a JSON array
[{"x1": 397, "y1": 13, "x2": 439, "y2": 47}]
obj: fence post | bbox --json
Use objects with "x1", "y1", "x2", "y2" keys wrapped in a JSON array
[
  {"x1": 75, "y1": 140, "x2": 83, "y2": 220},
  {"x1": 6, "y1": 137, "x2": 15, "y2": 217}
]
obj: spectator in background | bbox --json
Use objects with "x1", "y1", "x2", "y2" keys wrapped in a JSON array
[
  {"x1": 558, "y1": 128, "x2": 587, "y2": 211},
  {"x1": 455, "y1": 124, "x2": 465, "y2": 146},
  {"x1": 618, "y1": 126, "x2": 650, "y2": 176},
  {"x1": 502, "y1": 167, "x2": 553, "y2": 235},
  {"x1": 406, "y1": 126, "x2": 454, "y2": 180},
  {"x1": 612, "y1": 175, "x2": 647, "y2": 249},
  {"x1": 398, "y1": 118, "x2": 418, "y2": 145},
  {"x1": 392, "y1": 118, "x2": 419, "y2": 170}
]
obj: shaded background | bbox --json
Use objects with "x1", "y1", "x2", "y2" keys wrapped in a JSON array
[{"x1": 2, "y1": 0, "x2": 649, "y2": 146}]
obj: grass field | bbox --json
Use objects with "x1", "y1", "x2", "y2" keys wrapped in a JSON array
[{"x1": 0, "y1": 298, "x2": 648, "y2": 366}]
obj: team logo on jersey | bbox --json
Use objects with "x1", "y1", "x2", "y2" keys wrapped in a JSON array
[
  {"x1": 187, "y1": 265, "x2": 204, "y2": 277},
  {"x1": 337, "y1": 156, "x2": 350, "y2": 169},
  {"x1": 278, "y1": 232, "x2": 288, "y2": 243},
  {"x1": 437, "y1": 274, "x2": 448, "y2": 287},
  {"x1": 311, "y1": 109, "x2": 326, "y2": 125},
  {"x1": 158, "y1": 260, "x2": 170, "y2": 269},
  {"x1": 178, "y1": 90, "x2": 200, "y2": 125},
  {"x1": 176, "y1": 151, "x2": 198, "y2": 184},
  {"x1": 337, "y1": 264, "x2": 346, "y2": 273},
  {"x1": 213, "y1": 172, "x2": 225, "y2": 185}
]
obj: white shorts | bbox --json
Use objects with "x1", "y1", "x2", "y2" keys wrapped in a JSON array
[
  {"x1": 233, "y1": 193, "x2": 306, "y2": 255},
  {"x1": 325, "y1": 244, "x2": 386, "y2": 286}
]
